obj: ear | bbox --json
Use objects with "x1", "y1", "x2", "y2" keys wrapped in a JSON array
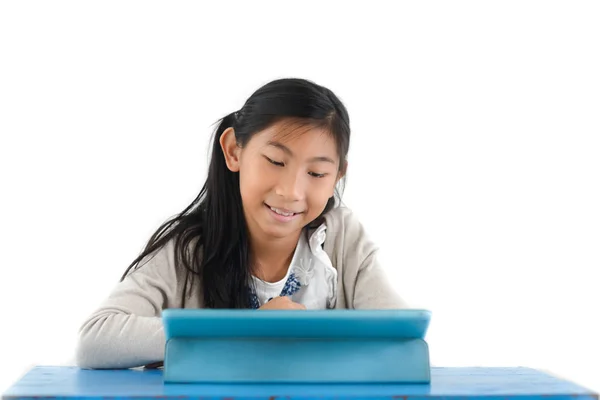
[
  {"x1": 219, "y1": 127, "x2": 241, "y2": 172},
  {"x1": 330, "y1": 160, "x2": 347, "y2": 196},
  {"x1": 336, "y1": 160, "x2": 348, "y2": 184}
]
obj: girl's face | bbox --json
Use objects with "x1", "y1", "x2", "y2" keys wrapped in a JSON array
[{"x1": 221, "y1": 119, "x2": 344, "y2": 241}]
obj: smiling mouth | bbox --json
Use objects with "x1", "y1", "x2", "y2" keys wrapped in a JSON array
[{"x1": 264, "y1": 203, "x2": 302, "y2": 217}]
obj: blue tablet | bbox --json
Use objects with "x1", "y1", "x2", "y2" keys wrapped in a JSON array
[{"x1": 162, "y1": 309, "x2": 431, "y2": 340}]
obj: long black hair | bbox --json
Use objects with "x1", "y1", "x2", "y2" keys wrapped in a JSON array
[{"x1": 120, "y1": 78, "x2": 351, "y2": 308}]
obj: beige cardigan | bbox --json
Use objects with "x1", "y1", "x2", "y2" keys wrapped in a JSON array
[{"x1": 75, "y1": 206, "x2": 408, "y2": 369}]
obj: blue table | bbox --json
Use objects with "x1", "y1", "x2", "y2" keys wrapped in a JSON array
[{"x1": 2, "y1": 366, "x2": 597, "y2": 400}]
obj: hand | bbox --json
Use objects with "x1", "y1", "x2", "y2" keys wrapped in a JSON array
[{"x1": 258, "y1": 296, "x2": 306, "y2": 310}]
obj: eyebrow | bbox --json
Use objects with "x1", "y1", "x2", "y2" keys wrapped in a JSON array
[{"x1": 267, "y1": 140, "x2": 336, "y2": 164}]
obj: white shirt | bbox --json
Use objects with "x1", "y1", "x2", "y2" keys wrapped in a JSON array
[{"x1": 250, "y1": 223, "x2": 338, "y2": 309}]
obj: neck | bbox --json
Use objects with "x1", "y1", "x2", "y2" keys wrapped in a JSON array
[{"x1": 249, "y1": 229, "x2": 302, "y2": 283}]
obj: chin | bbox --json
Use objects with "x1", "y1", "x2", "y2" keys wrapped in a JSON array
[{"x1": 259, "y1": 223, "x2": 302, "y2": 239}]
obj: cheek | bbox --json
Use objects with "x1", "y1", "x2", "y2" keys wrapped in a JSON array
[
  {"x1": 306, "y1": 179, "x2": 336, "y2": 206},
  {"x1": 239, "y1": 161, "x2": 273, "y2": 201}
]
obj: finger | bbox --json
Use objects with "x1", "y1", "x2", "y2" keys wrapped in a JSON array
[
  {"x1": 291, "y1": 302, "x2": 306, "y2": 310},
  {"x1": 280, "y1": 296, "x2": 293, "y2": 302}
]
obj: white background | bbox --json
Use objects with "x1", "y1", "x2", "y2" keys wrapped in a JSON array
[{"x1": 1, "y1": 0, "x2": 598, "y2": 393}]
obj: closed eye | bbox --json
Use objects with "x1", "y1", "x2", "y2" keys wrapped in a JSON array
[
  {"x1": 265, "y1": 156, "x2": 327, "y2": 178},
  {"x1": 264, "y1": 156, "x2": 284, "y2": 167}
]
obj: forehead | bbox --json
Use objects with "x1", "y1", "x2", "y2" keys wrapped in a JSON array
[{"x1": 249, "y1": 119, "x2": 338, "y2": 156}]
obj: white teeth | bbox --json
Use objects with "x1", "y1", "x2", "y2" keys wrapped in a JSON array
[{"x1": 270, "y1": 206, "x2": 295, "y2": 217}]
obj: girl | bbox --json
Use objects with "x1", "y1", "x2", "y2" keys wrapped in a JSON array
[{"x1": 75, "y1": 78, "x2": 408, "y2": 369}]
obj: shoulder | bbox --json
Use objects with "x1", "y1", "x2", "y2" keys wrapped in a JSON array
[
  {"x1": 321, "y1": 206, "x2": 354, "y2": 233},
  {"x1": 133, "y1": 235, "x2": 201, "y2": 274},
  {"x1": 322, "y1": 206, "x2": 372, "y2": 247},
  {"x1": 126, "y1": 235, "x2": 202, "y2": 300},
  {"x1": 320, "y1": 206, "x2": 378, "y2": 266}
]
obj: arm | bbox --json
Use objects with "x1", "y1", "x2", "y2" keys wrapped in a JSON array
[
  {"x1": 353, "y1": 248, "x2": 410, "y2": 309},
  {"x1": 329, "y1": 208, "x2": 410, "y2": 309},
  {"x1": 75, "y1": 240, "x2": 185, "y2": 369}
]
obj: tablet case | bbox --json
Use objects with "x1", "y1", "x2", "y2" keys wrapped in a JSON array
[{"x1": 162, "y1": 309, "x2": 431, "y2": 384}]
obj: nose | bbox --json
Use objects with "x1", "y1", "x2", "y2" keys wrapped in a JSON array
[{"x1": 274, "y1": 169, "x2": 305, "y2": 202}]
